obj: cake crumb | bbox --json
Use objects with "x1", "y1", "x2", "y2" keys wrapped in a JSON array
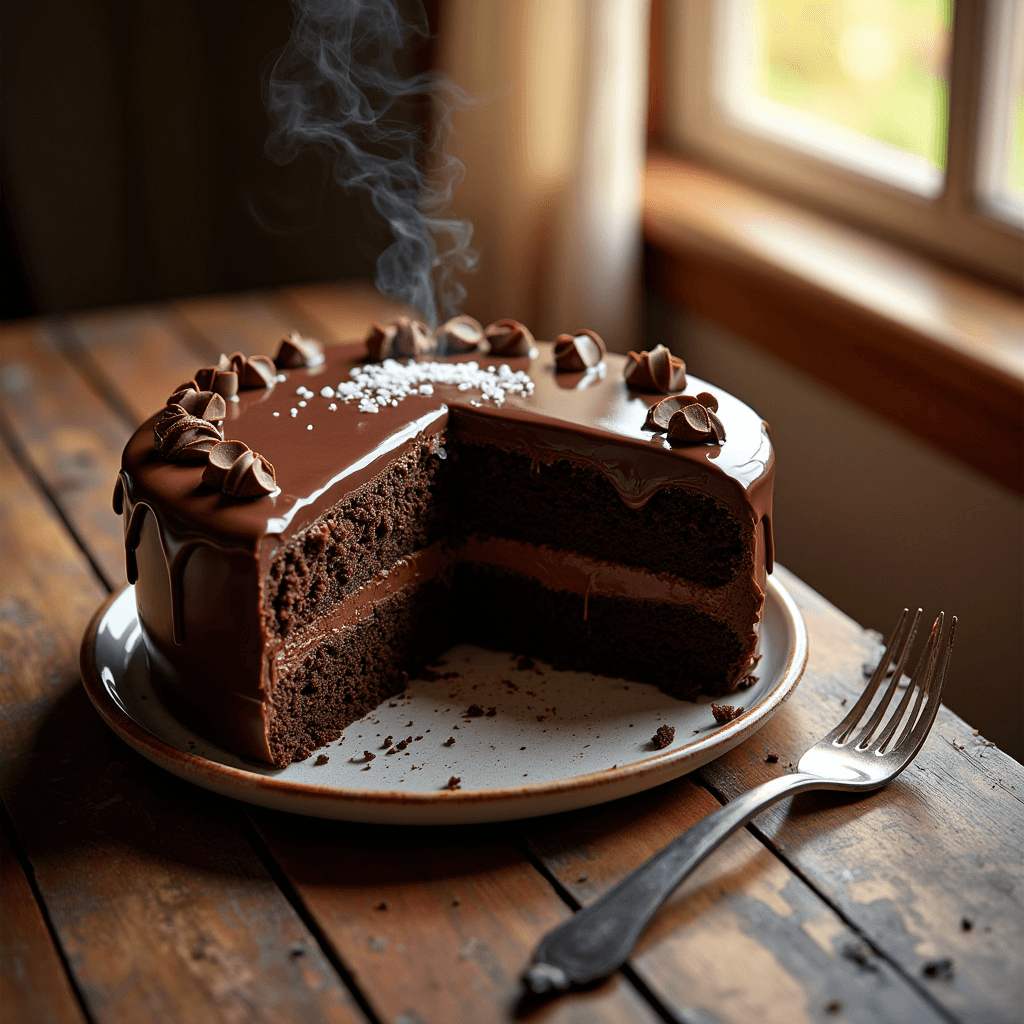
[
  {"x1": 960, "y1": 918, "x2": 973, "y2": 932},
  {"x1": 382, "y1": 736, "x2": 393, "y2": 748},
  {"x1": 711, "y1": 703, "x2": 744, "y2": 724},
  {"x1": 765, "y1": 752, "x2": 779, "y2": 763},
  {"x1": 350, "y1": 750, "x2": 376, "y2": 763},
  {"x1": 466, "y1": 704, "x2": 484, "y2": 717},
  {"x1": 922, "y1": 958, "x2": 954, "y2": 980},
  {"x1": 314, "y1": 754, "x2": 330, "y2": 766},
  {"x1": 443, "y1": 736, "x2": 456, "y2": 747},
  {"x1": 651, "y1": 725, "x2": 675, "y2": 749},
  {"x1": 485, "y1": 706, "x2": 497, "y2": 717},
  {"x1": 825, "y1": 1001, "x2": 842, "y2": 1015},
  {"x1": 444, "y1": 776, "x2": 462, "y2": 790}
]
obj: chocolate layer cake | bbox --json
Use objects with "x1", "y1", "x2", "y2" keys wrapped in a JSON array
[{"x1": 114, "y1": 329, "x2": 774, "y2": 766}]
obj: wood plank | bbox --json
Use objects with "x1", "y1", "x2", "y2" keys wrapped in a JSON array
[
  {"x1": 695, "y1": 567, "x2": 1024, "y2": 1024},
  {"x1": 644, "y1": 153, "x2": 1024, "y2": 494},
  {"x1": 168, "y1": 292, "x2": 303, "y2": 362},
  {"x1": 0, "y1": 319, "x2": 130, "y2": 588},
  {"x1": 251, "y1": 814, "x2": 661, "y2": 1024},
  {"x1": 280, "y1": 282, "x2": 411, "y2": 344},
  {"x1": 62, "y1": 306, "x2": 212, "y2": 427},
  {"x1": 521, "y1": 777, "x2": 946, "y2": 1024},
  {"x1": 1, "y1": 811, "x2": 88, "y2": 1024},
  {"x1": 0, "y1": 441, "x2": 366, "y2": 1024}
]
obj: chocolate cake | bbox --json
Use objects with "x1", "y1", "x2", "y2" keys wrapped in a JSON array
[{"x1": 114, "y1": 323, "x2": 775, "y2": 766}]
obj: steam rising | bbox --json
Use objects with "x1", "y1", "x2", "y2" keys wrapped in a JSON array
[{"x1": 265, "y1": 0, "x2": 476, "y2": 326}]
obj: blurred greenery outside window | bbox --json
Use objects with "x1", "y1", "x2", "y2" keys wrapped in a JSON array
[
  {"x1": 719, "y1": 0, "x2": 1021, "y2": 220},
  {"x1": 667, "y1": 3, "x2": 1023, "y2": 283}
]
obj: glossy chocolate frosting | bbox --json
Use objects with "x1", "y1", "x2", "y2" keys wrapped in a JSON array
[{"x1": 115, "y1": 340, "x2": 774, "y2": 762}]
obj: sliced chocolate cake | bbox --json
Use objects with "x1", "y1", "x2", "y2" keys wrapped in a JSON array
[{"x1": 114, "y1": 324, "x2": 775, "y2": 766}]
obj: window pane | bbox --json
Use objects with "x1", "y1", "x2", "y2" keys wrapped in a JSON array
[
  {"x1": 977, "y1": 0, "x2": 1024, "y2": 228},
  {"x1": 715, "y1": 0, "x2": 952, "y2": 195}
]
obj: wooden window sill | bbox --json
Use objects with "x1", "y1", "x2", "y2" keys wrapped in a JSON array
[{"x1": 643, "y1": 150, "x2": 1024, "y2": 493}]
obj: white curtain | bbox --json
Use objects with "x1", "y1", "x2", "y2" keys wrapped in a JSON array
[{"x1": 436, "y1": 0, "x2": 650, "y2": 352}]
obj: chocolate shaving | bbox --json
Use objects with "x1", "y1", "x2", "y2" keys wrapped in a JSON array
[
  {"x1": 434, "y1": 315, "x2": 485, "y2": 354},
  {"x1": 229, "y1": 351, "x2": 277, "y2": 389},
  {"x1": 643, "y1": 394, "x2": 697, "y2": 432},
  {"x1": 153, "y1": 405, "x2": 223, "y2": 462},
  {"x1": 274, "y1": 331, "x2": 324, "y2": 368},
  {"x1": 393, "y1": 316, "x2": 435, "y2": 357},
  {"x1": 365, "y1": 322, "x2": 398, "y2": 360},
  {"x1": 194, "y1": 354, "x2": 239, "y2": 398},
  {"x1": 484, "y1": 318, "x2": 534, "y2": 356},
  {"x1": 645, "y1": 390, "x2": 726, "y2": 446},
  {"x1": 202, "y1": 439, "x2": 276, "y2": 499},
  {"x1": 624, "y1": 345, "x2": 686, "y2": 393},
  {"x1": 651, "y1": 725, "x2": 675, "y2": 749},
  {"x1": 172, "y1": 388, "x2": 227, "y2": 423},
  {"x1": 554, "y1": 329, "x2": 606, "y2": 372}
]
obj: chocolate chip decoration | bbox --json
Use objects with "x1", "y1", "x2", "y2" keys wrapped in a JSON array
[
  {"x1": 365, "y1": 322, "x2": 398, "y2": 360},
  {"x1": 434, "y1": 315, "x2": 485, "y2": 354},
  {"x1": 645, "y1": 391, "x2": 726, "y2": 445},
  {"x1": 229, "y1": 351, "x2": 277, "y2": 389},
  {"x1": 554, "y1": 330, "x2": 606, "y2": 372},
  {"x1": 275, "y1": 331, "x2": 325, "y2": 369},
  {"x1": 202, "y1": 439, "x2": 277, "y2": 499},
  {"x1": 624, "y1": 345, "x2": 686, "y2": 393},
  {"x1": 153, "y1": 405, "x2": 223, "y2": 462},
  {"x1": 194, "y1": 354, "x2": 239, "y2": 398},
  {"x1": 484, "y1": 319, "x2": 534, "y2": 356}
]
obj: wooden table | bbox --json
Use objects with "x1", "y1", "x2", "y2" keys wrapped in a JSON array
[{"x1": 2, "y1": 285, "x2": 1021, "y2": 1024}]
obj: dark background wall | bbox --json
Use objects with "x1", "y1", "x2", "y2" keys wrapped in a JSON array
[{"x1": 1, "y1": 0, "x2": 435, "y2": 319}]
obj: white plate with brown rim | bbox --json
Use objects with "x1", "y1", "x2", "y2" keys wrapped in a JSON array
[{"x1": 81, "y1": 575, "x2": 807, "y2": 824}]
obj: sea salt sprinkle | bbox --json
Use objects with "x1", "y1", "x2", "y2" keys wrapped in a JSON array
[{"x1": 336, "y1": 359, "x2": 534, "y2": 413}]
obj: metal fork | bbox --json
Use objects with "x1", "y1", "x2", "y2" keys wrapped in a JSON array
[{"x1": 523, "y1": 608, "x2": 956, "y2": 995}]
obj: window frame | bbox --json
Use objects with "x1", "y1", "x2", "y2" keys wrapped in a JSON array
[{"x1": 660, "y1": 1, "x2": 1022, "y2": 290}]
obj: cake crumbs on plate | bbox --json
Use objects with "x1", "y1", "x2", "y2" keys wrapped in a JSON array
[
  {"x1": 350, "y1": 750, "x2": 376, "y2": 763},
  {"x1": 444, "y1": 776, "x2": 462, "y2": 790},
  {"x1": 711, "y1": 702, "x2": 744, "y2": 724},
  {"x1": 466, "y1": 704, "x2": 484, "y2": 717},
  {"x1": 314, "y1": 754, "x2": 330, "y2": 766},
  {"x1": 651, "y1": 725, "x2": 675, "y2": 749},
  {"x1": 443, "y1": 736, "x2": 456, "y2": 746}
]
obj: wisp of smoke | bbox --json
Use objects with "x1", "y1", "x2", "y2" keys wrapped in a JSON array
[{"x1": 265, "y1": 0, "x2": 476, "y2": 327}]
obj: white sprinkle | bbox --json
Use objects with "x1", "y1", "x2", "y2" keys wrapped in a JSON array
[
  {"x1": 320, "y1": 386, "x2": 335, "y2": 398},
  {"x1": 275, "y1": 373, "x2": 286, "y2": 382},
  {"x1": 272, "y1": 411, "x2": 280, "y2": 417},
  {"x1": 298, "y1": 400, "x2": 307, "y2": 407},
  {"x1": 328, "y1": 403, "x2": 337, "y2": 411},
  {"x1": 290, "y1": 408, "x2": 298, "y2": 417},
  {"x1": 306, "y1": 424, "x2": 313, "y2": 431}
]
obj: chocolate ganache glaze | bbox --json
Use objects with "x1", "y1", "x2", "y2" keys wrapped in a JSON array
[{"x1": 115, "y1": 339, "x2": 774, "y2": 764}]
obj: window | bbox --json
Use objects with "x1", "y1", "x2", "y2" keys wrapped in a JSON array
[{"x1": 662, "y1": 1, "x2": 1022, "y2": 287}]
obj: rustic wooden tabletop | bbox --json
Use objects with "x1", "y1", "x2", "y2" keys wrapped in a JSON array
[{"x1": 1, "y1": 284, "x2": 1021, "y2": 1024}]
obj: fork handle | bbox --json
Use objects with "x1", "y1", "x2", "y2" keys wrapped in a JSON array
[{"x1": 528, "y1": 772, "x2": 828, "y2": 989}]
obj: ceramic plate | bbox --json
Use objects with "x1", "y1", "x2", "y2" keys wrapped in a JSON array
[{"x1": 81, "y1": 577, "x2": 806, "y2": 824}]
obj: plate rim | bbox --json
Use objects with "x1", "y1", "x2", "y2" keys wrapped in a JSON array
[{"x1": 80, "y1": 575, "x2": 807, "y2": 817}]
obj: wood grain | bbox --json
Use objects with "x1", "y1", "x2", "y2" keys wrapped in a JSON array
[
  {"x1": 1, "y1": 813, "x2": 88, "y2": 1024},
  {"x1": 644, "y1": 153, "x2": 1024, "y2": 493},
  {"x1": 251, "y1": 814, "x2": 661, "y2": 1024},
  {"x1": 696, "y1": 568, "x2": 1024, "y2": 1024},
  {"x1": 61, "y1": 306, "x2": 211, "y2": 427},
  {"x1": 0, "y1": 442, "x2": 365, "y2": 1024},
  {"x1": 280, "y1": 283, "x2": 411, "y2": 345},
  {"x1": 0, "y1": 319, "x2": 130, "y2": 587},
  {"x1": 520, "y1": 776, "x2": 946, "y2": 1024}
]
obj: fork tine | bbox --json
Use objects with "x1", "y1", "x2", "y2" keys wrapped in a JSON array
[
  {"x1": 831, "y1": 608, "x2": 912, "y2": 744},
  {"x1": 849, "y1": 608, "x2": 923, "y2": 748},
  {"x1": 898, "y1": 615, "x2": 956, "y2": 753},
  {"x1": 874, "y1": 612, "x2": 943, "y2": 753}
]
